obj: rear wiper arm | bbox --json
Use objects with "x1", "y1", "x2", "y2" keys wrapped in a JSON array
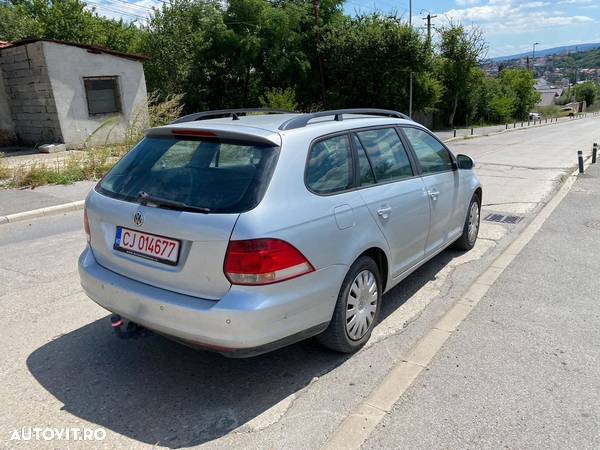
[{"x1": 138, "y1": 191, "x2": 211, "y2": 213}]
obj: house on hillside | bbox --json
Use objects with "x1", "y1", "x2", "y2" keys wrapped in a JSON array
[
  {"x1": 534, "y1": 78, "x2": 564, "y2": 107},
  {"x1": 0, "y1": 39, "x2": 148, "y2": 149}
]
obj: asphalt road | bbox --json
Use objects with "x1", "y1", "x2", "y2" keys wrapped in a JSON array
[
  {"x1": 363, "y1": 162, "x2": 600, "y2": 450},
  {"x1": 0, "y1": 181, "x2": 94, "y2": 216},
  {"x1": 0, "y1": 117, "x2": 599, "y2": 449}
]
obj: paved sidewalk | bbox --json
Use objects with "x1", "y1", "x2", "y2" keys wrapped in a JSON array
[
  {"x1": 363, "y1": 163, "x2": 600, "y2": 449},
  {"x1": 0, "y1": 181, "x2": 94, "y2": 216},
  {"x1": 435, "y1": 115, "x2": 583, "y2": 141}
]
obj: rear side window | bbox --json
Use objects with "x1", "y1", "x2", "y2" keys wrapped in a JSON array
[
  {"x1": 352, "y1": 135, "x2": 375, "y2": 186},
  {"x1": 354, "y1": 128, "x2": 413, "y2": 182},
  {"x1": 98, "y1": 136, "x2": 279, "y2": 213},
  {"x1": 403, "y1": 127, "x2": 454, "y2": 174},
  {"x1": 306, "y1": 135, "x2": 352, "y2": 194}
]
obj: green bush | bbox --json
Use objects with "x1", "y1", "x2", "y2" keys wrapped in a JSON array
[
  {"x1": 259, "y1": 88, "x2": 298, "y2": 111},
  {"x1": 574, "y1": 81, "x2": 599, "y2": 106},
  {"x1": 489, "y1": 95, "x2": 514, "y2": 123}
]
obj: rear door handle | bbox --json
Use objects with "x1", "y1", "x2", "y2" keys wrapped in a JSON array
[
  {"x1": 428, "y1": 189, "x2": 440, "y2": 201},
  {"x1": 377, "y1": 206, "x2": 392, "y2": 219}
]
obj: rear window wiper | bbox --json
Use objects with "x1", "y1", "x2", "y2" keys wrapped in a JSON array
[{"x1": 138, "y1": 191, "x2": 211, "y2": 214}]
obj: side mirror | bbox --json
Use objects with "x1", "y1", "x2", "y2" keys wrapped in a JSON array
[{"x1": 457, "y1": 154, "x2": 474, "y2": 170}]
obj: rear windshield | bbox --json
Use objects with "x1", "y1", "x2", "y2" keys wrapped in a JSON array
[{"x1": 98, "y1": 136, "x2": 279, "y2": 213}]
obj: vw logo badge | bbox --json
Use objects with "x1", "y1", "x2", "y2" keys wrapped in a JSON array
[{"x1": 133, "y1": 211, "x2": 144, "y2": 227}]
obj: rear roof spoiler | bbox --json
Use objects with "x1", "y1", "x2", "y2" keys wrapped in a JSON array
[{"x1": 146, "y1": 123, "x2": 282, "y2": 147}]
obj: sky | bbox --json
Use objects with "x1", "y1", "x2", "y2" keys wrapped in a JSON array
[{"x1": 91, "y1": 0, "x2": 600, "y2": 58}]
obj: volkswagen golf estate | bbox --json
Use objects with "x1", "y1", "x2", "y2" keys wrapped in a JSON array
[{"x1": 78, "y1": 108, "x2": 482, "y2": 357}]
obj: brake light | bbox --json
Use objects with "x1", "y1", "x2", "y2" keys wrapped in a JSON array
[
  {"x1": 83, "y1": 208, "x2": 91, "y2": 243},
  {"x1": 171, "y1": 129, "x2": 217, "y2": 138},
  {"x1": 224, "y1": 239, "x2": 314, "y2": 285}
]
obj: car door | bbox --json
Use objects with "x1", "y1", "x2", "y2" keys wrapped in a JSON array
[
  {"x1": 353, "y1": 127, "x2": 431, "y2": 278},
  {"x1": 401, "y1": 126, "x2": 462, "y2": 256}
]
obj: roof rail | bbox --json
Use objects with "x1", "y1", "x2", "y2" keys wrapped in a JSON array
[
  {"x1": 278, "y1": 108, "x2": 410, "y2": 131},
  {"x1": 170, "y1": 108, "x2": 294, "y2": 125}
]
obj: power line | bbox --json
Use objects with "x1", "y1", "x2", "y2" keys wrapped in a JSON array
[
  {"x1": 86, "y1": 1, "x2": 150, "y2": 20},
  {"x1": 107, "y1": 0, "x2": 159, "y2": 12}
]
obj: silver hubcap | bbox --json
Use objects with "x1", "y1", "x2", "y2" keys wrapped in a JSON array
[
  {"x1": 468, "y1": 202, "x2": 480, "y2": 243},
  {"x1": 346, "y1": 270, "x2": 378, "y2": 341}
]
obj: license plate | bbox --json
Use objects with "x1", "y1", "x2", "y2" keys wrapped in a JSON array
[{"x1": 114, "y1": 227, "x2": 180, "y2": 266}]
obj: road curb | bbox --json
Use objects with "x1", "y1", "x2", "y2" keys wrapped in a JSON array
[
  {"x1": 0, "y1": 200, "x2": 84, "y2": 225},
  {"x1": 321, "y1": 157, "x2": 592, "y2": 450}
]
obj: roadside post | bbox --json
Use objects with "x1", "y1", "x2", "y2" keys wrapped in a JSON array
[
  {"x1": 453, "y1": 129, "x2": 456, "y2": 138},
  {"x1": 470, "y1": 128, "x2": 474, "y2": 136},
  {"x1": 578, "y1": 150, "x2": 584, "y2": 174},
  {"x1": 593, "y1": 143, "x2": 598, "y2": 164}
]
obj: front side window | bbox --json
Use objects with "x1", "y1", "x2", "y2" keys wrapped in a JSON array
[
  {"x1": 306, "y1": 135, "x2": 352, "y2": 194},
  {"x1": 354, "y1": 128, "x2": 413, "y2": 182},
  {"x1": 403, "y1": 127, "x2": 454, "y2": 174},
  {"x1": 84, "y1": 76, "x2": 122, "y2": 115}
]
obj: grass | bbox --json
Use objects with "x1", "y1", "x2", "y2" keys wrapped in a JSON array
[
  {"x1": 2, "y1": 144, "x2": 128, "y2": 188},
  {"x1": 0, "y1": 157, "x2": 10, "y2": 181}
]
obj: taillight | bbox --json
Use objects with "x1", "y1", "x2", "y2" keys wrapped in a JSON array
[
  {"x1": 224, "y1": 239, "x2": 314, "y2": 285},
  {"x1": 83, "y1": 208, "x2": 91, "y2": 243}
]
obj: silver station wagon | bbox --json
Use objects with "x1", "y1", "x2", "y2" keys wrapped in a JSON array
[{"x1": 79, "y1": 108, "x2": 482, "y2": 357}]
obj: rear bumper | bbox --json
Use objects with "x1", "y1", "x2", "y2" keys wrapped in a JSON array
[{"x1": 78, "y1": 247, "x2": 346, "y2": 356}]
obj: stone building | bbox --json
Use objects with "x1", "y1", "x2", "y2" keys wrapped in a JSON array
[{"x1": 0, "y1": 39, "x2": 148, "y2": 149}]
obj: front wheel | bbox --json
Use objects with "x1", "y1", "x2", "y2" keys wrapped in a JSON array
[
  {"x1": 454, "y1": 194, "x2": 481, "y2": 251},
  {"x1": 317, "y1": 256, "x2": 382, "y2": 353}
]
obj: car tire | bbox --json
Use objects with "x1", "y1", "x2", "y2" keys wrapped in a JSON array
[
  {"x1": 454, "y1": 193, "x2": 481, "y2": 251},
  {"x1": 317, "y1": 256, "x2": 382, "y2": 353}
]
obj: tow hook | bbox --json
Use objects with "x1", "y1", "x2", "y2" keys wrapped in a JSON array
[{"x1": 110, "y1": 314, "x2": 147, "y2": 339}]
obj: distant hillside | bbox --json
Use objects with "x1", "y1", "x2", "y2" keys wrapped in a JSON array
[
  {"x1": 492, "y1": 43, "x2": 600, "y2": 62},
  {"x1": 555, "y1": 48, "x2": 600, "y2": 69}
]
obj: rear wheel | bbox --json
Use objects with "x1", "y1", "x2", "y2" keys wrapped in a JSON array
[
  {"x1": 317, "y1": 256, "x2": 382, "y2": 353},
  {"x1": 454, "y1": 194, "x2": 480, "y2": 251}
]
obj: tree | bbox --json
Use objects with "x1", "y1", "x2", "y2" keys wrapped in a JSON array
[
  {"x1": 320, "y1": 14, "x2": 436, "y2": 112},
  {"x1": 574, "y1": 81, "x2": 599, "y2": 106},
  {"x1": 499, "y1": 69, "x2": 540, "y2": 120},
  {"x1": 472, "y1": 72, "x2": 515, "y2": 123},
  {"x1": 140, "y1": 0, "x2": 340, "y2": 112},
  {"x1": 437, "y1": 23, "x2": 487, "y2": 127},
  {"x1": 0, "y1": 0, "x2": 142, "y2": 53}
]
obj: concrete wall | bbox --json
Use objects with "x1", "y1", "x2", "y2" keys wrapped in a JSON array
[
  {"x1": 43, "y1": 41, "x2": 148, "y2": 148},
  {"x1": 0, "y1": 42, "x2": 63, "y2": 146},
  {"x1": 0, "y1": 65, "x2": 16, "y2": 146}
]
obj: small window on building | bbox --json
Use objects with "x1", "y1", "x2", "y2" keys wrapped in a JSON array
[{"x1": 84, "y1": 77, "x2": 122, "y2": 115}]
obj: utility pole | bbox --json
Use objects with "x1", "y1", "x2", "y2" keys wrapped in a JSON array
[
  {"x1": 532, "y1": 42, "x2": 539, "y2": 75},
  {"x1": 408, "y1": 0, "x2": 413, "y2": 118},
  {"x1": 422, "y1": 12, "x2": 437, "y2": 44},
  {"x1": 313, "y1": 0, "x2": 326, "y2": 107}
]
